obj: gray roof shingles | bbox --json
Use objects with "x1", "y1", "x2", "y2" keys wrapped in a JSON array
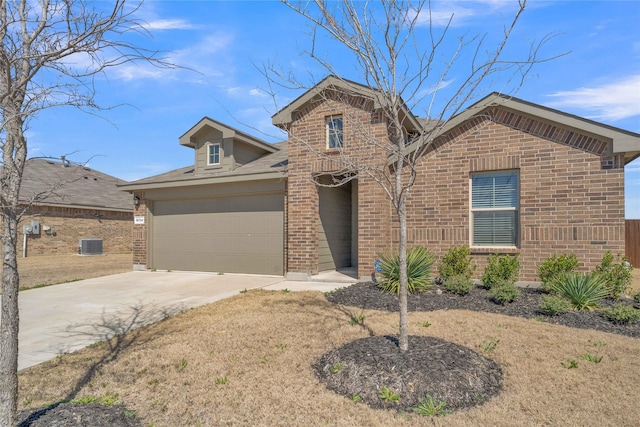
[
  {"x1": 123, "y1": 141, "x2": 288, "y2": 187},
  {"x1": 18, "y1": 159, "x2": 132, "y2": 211}
]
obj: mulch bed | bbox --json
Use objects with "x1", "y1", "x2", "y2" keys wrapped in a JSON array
[
  {"x1": 18, "y1": 402, "x2": 140, "y2": 427},
  {"x1": 325, "y1": 282, "x2": 640, "y2": 338},
  {"x1": 313, "y1": 281, "x2": 640, "y2": 415},
  {"x1": 314, "y1": 335, "x2": 502, "y2": 414}
]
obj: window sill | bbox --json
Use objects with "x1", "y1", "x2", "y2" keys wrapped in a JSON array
[{"x1": 470, "y1": 246, "x2": 520, "y2": 255}]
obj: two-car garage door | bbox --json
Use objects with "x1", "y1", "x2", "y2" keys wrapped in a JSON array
[{"x1": 150, "y1": 192, "x2": 284, "y2": 275}]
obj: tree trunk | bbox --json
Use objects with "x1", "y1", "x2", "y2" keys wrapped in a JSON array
[
  {"x1": 0, "y1": 109, "x2": 27, "y2": 426},
  {"x1": 398, "y1": 197, "x2": 409, "y2": 352},
  {"x1": 0, "y1": 208, "x2": 20, "y2": 426},
  {"x1": 395, "y1": 142, "x2": 409, "y2": 352}
]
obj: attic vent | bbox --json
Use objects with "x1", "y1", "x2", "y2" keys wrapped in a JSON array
[{"x1": 79, "y1": 238, "x2": 103, "y2": 255}]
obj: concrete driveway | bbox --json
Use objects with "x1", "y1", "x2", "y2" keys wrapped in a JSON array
[{"x1": 11, "y1": 270, "x2": 354, "y2": 371}]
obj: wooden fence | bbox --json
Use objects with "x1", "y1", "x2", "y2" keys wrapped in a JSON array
[{"x1": 626, "y1": 220, "x2": 640, "y2": 268}]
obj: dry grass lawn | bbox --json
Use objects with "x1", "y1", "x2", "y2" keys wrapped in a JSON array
[
  {"x1": 11, "y1": 253, "x2": 132, "y2": 291},
  {"x1": 18, "y1": 289, "x2": 640, "y2": 426}
]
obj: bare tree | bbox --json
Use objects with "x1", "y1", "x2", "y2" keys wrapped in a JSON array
[
  {"x1": 265, "y1": 0, "x2": 560, "y2": 352},
  {"x1": 0, "y1": 1, "x2": 175, "y2": 423}
]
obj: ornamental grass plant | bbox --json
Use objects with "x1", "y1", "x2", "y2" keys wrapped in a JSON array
[
  {"x1": 550, "y1": 273, "x2": 608, "y2": 311},
  {"x1": 377, "y1": 246, "x2": 435, "y2": 294}
]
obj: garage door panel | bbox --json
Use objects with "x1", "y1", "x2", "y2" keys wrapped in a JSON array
[{"x1": 151, "y1": 194, "x2": 283, "y2": 275}]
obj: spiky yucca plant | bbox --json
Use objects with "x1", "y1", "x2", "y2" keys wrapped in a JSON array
[
  {"x1": 377, "y1": 246, "x2": 435, "y2": 294},
  {"x1": 550, "y1": 273, "x2": 608, "y2": 311}
]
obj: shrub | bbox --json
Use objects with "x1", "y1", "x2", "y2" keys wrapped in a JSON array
[
  {"x1": 550, "y1": 273, "x2": 607, "y2": 311},
  {"x1": 539, "y1": 295, "x2": 572, "y2": 316},
  {"x1": 481, "y1": 254, "x2": 520, "y2": 289},
  {"x1": 601, "y1": 303, "x2": 640, "y2": 324},
  {"x1": 594, "y1": 251, "x2": 633, "y2": 300},
  {"x1": 443, "y1": 274, "x2": 474, "y2": 295},
  {"x1": 488, "y1": 281, "x2": 520, "y2": 305},
  {"x1": 537, "y1": 253, "x2": 579, "y2": 292},
  {"x1": 634, "y1": 292, "x2": 640, "y2": 306},
  {"x1": 377, "y1": 246, "x2": 435, "y2": 294},
  {"x1": 438, "y1": 245, "x2": 476, "y2": 280}
]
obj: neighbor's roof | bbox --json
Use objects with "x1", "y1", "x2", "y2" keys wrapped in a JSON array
[
  {"x1": 119, "y1": 141, "x2": 288, "y2": 191},
  {"x1": 18, "y1": 159, "x2": 132, "y2": 211}
]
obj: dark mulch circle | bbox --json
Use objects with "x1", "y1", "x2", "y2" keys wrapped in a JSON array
[
  {"x1": 314, "y1": 335, "x2": 502, "y2": 414},
  {"x1": 17, "y1": 402, "x2": 141, "y2": 427},
  {"x1": 326, "y1": 281, "x2": 640, "y2": 338}
]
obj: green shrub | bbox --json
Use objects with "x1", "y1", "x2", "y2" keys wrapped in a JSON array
[
  {"x1": 488, "y1": 281, "x2": 520, "y2": 305},
  {"x1": 438, "y1": 245, "x2": 476, "y2": 280},
  {"x1": 377, "y1": 246, "x2": 435, "y2": 294},
  {"x1": 481, "y1": 254, "x2": 520, "y2": 289},
  {"x1": 634, "y1": 292, "x2": 640, "y2": 306},
  {"x1": 539, "y1": 295, "x2": 573, "y2": 316},
  {"x1": 594, "y1": 251, "x2": 633, "y2": 300},
  {"x1": 537, "y1": 253, "x2": 579, "y2": 292},
  {"x1": 443, "y1": 274, "x2": 474, "y2": 295},
  {"x1": 550, "y1": 273, "x2": 607, "y2": 311},
  {"x1": 601, "y1": 303, "x2": 640, "y2": 324}
]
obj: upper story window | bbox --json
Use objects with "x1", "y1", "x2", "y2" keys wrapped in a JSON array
[
  {"x1": 326, "y1": 115, "x2": 343, "y2": 149},
  {"x1": 471, "y1": 170, "x2": 519, "y2": 247},
  {"x1": 208, "y1": 143, "x2": 220, "y2": 165}
]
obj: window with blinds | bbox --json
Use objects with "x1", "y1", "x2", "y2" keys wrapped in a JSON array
[{"x1": 471, "y1": 171, "x2": 519, "y2": 246}]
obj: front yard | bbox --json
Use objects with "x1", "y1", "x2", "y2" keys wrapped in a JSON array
[{"x1": 17, "y1": 283, "x2": 640, "y2": 426}]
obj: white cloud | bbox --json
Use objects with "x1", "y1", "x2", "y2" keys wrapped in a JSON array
[
  {"x1": 142, "y1": 19, "x2": 195, "y2": 31},
  {"x1": 111, "y1": 64, "x2": 167, "y2": 82},
  {"x1": 546, "y1": 75, "x2": 640, "y2": 121},
  {"x1": 249, "y1": 88, "x2": 268, "y2": 98},
  {"x1": 414, "y1": 1, "x2": 517, "y2": 28}
]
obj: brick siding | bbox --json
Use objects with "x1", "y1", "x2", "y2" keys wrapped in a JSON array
[
  {"x1": 18, "y1": 205, "x2": 132, "y2": 256},
  {"x1": 286, "y1": 91, "x2": 393, "y2": 278},
  {"x1": 402, "y1": 108, "x2": 625, "y2": 282}
]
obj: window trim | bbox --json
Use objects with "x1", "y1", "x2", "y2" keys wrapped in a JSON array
[
  {"x1": 207, "y1": 142, "x2": 221, "y2": 166},
  {"x1": 325, "y1": 115, "x2": 343, "y2": 150},
  {"x1": 469, "y1": 170, "x2": 520, "y2": 248}
]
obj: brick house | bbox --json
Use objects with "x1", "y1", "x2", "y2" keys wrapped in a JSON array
[
  {"x1": 14, "y1": 158, "x2": 133, "y2": 256},
  {"x1": 121, "y1": 76, "x2": 640, "y2": 282}
]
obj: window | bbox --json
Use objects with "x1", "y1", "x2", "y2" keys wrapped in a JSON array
[
  {"x1": 326, "y1": 115, "x2": 343, "y2": 149},
  {"x1": 208, "y1": 143, "x2": 220, "y2": 165},
  {"x1": 471, "y1": 171, "x2": 519, "y2": 247}
]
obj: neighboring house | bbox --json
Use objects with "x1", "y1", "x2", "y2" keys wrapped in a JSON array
[
  {"x1": 13, "y1": 158, "x2": 133, "y2": 256},
  {"x1": 121, "y1": 76, "x2": 640, "y2": 282}
]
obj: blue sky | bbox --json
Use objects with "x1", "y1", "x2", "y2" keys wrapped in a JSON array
[{"x1": 27, "y1": 1, "x2": 640, "y2": 217}]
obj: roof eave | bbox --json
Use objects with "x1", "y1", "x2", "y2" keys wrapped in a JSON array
[
  {"x1": 119, "y1": 169, "x2": 288, "y2": 192},
  {"x1": 406, "y1": 93, "x2": 640, "y2": 162}
]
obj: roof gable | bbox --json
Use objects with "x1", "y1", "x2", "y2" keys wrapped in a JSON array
[
  {"x1": 413, "y1": 93, "x2": 640, "y2": 164},
  {"x1": 179, "y1": 116, "x2": 278, "y2": 154},
  {"x1": 271, "y1": 75, "x2": 422, "y2": 133}
]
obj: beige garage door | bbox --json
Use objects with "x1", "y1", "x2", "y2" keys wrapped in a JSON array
[{"x1": 151, "y1": 193, "x2": 283, "y2": 275}]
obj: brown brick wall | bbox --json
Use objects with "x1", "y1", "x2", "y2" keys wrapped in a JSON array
[
  {"x1": 286, "y1": 91, "x2": 393, "y2": 278},
  {"x1": 402, "y1": 107, "x2": 625, "y2": 282},
  {"x1": 18, "y1": 205, "x2": 132, "y2": 256},
  {"x1": 132, "y1": 192, "x2": 147, "y2": 268}
]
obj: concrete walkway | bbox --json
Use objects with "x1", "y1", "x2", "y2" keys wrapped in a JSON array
[{"x1": 10, "y1": 270, "x2": 354, "y2": 371}]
